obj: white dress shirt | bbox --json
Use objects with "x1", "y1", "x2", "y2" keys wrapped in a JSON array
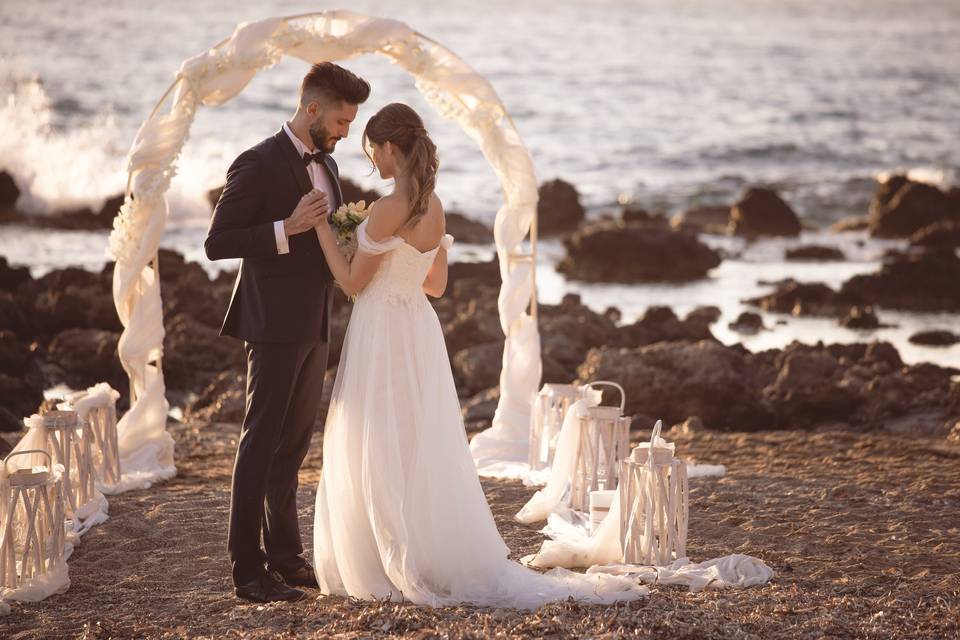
[{"x1": 273, "y1": 122, "x2": 336, "y2": 254}]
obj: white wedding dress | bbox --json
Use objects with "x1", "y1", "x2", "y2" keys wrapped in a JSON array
[{"x1": 313, "y1": 218, "x2": 646, "y2": 609}]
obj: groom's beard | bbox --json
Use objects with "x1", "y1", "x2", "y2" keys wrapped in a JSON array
[{"x1": 309, "y1": 122, "x2": 340, "y2": 154}]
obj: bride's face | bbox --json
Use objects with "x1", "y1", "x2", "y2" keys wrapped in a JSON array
[{"x1": 371, "y1": 142, "x2": 397, "y2": 180}]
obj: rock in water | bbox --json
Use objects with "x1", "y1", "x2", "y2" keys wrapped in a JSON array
[
  {"x1": 745, "y1": 279, "x2": 859, "y2": 317},
  {"x1": 537, "y1": 179, "x2": 585, "y2": 236},
  {"x1": 728, "y1": 311, "x2": 766, "y2": 334},
  {"x1": 557, "y1": 220, "x2": 721, "y2": 283},
  {"x1": 0, "y1": 170, "x2": 20, "y2": 211},
  {"x1": 728, "y1": 188, "x2": 801, "y2": 237},
  {"x1": 670, "y1": 206, "x2": 730, "y2": 234},
  {"x1": 910, "y1": 220, "x2": 960, "y2": 250},
  {"x1": 908, "y1": 330, "x2": 959, "y2": 347},
  {"x1": 868, "y1": 176, "x2": 957, "y2": 238},
  {"x1": 445, "y1": 212, "x2": 492, "y2": 244},
  {"x1": 839, "y1": 305, "x2": 882, "y2": 330},
  {"x1": 786, "y1": 245, "x2": 845, "y2": 261},
  {"x1": 840, "y1": 251, "x2": 960, "y2": 312}
]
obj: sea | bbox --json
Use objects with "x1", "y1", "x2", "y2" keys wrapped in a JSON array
[{"x1": 1, "y1": 0, "x2": 958, "y2": 367}]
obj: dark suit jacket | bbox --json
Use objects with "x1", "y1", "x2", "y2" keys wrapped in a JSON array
[{"x1": 204, "y1": 129, "x2": 343, "y2": 344}]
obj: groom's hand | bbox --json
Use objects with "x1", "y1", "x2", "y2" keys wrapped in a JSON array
[{"x1": 284, "y1": 190, "x2": 328, "y2": 236}]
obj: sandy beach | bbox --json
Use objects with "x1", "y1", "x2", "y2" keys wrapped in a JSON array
[{"x1": 3, "y1": 419, "x2": 958, "y2": 639}]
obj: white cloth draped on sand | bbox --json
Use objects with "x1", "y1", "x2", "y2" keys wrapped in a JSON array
[
  {"x1": 111, "y1": 11, "x2": 542, "y2": 485},
  {"x1": 521, "y1": 478, "x2": 772, "y2": 593},
  {"x1": 515, "y1": 397, "x2": 597, "y2": 523},
  {"x1": 314, "y1": 223, "x2": 647, "y2": 608},
  {"x1": 588, "y1": 554, "x2": 775, "y2": 593}
]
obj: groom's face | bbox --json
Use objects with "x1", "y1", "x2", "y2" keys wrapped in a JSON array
[{"x1": 309, "y1": 100, "x2": 359, "y2": 154}]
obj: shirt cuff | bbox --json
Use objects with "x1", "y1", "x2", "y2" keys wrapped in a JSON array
[{"x1": 274, "y1": 220, "x2": 290, "y2": 254}]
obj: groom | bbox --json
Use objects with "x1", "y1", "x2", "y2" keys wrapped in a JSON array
[{"x1": 204, "y1": 62, "x2": 370, "y2": 603}]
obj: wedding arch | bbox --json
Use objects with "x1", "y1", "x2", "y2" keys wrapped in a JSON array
[{"x1": 110, "y1": 11, "x2": 541, "y2": 482}]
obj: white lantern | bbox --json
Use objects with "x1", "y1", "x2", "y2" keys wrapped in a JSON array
[
  {"x1": 41, "y1": 410, "x2": 95, "y2": 517},
  {"x1": 619, "y1": 420, "x2": 689, "y2": 566},
  {"x1": 0, "y1": 450, "x2": 67, "y2": 589},
  {"x1": 569, "y1": 382, "x2": 631, "y2": 513},
  {"x1": 528, "y1": 384, "x2": 582, "y2": 471},
  {"x1": 589, "y1": 489, "x2": 616, "y2": 534},
  {"x1": 61, "y1": 386, "x2": 121, "y2": 487}
]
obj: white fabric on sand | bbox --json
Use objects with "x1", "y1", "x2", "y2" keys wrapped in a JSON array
[{"x1": 313, "y1": 222, "x2": 647, "y2": 608}]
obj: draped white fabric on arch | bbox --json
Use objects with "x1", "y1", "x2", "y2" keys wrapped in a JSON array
[{"x1": 109, "y1": 11, "x2": 541, "y2": 481}]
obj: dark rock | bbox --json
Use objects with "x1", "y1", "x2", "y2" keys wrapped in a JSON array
[
  {"x1": 0, "y1": 257, "x2": 31, "y2": 292},
  {"x1": 831, "y1": 216, "x2": 870, "y2": 232},
  {"x1": 838, "y1": 305, "x2": 882, "y2": 330},
  {"x1": 339, "y1": 178, "x2": 381, "y2": 206},
  {"x1": 46, "y1": 328, "x2": 125, "y2": 392},
  {"x1": 868, "y1": 177, "x2": 957, "y2": 238},
  {"x1": 785, "y1": 245, "x2": 845, "y2": 261},
  {"x1": 910, "y1": 219, "x2": 960, "y2": 251},
  {"x1": 46, "y1": 205, "x2": 114, "y2": 230},
  {"x1": 686, "y1": 305, "x2": 723, "y2": 325},
  {"x1": 839, "y1": 250, "x2": 960, "y2": 312},
  {"x1": 0, "y1": 329, "x2": 45, "y2": 418},
  {"x1": 162, "y1": 313, "x2": 244, "y2": 391},
  {"x1": 577, "y1": 340, "x2": 776, "y2": 431},
  {"x1": 728, "y1": 311, "x2": 766, "y2": 334},
  {"x1": 98, "y1": 193, "x2": 125, "y2": 222},
  {"x1": 909, "y1": 330, "x2": 959, "y2": 347},
  {"x1": 451, "y1": 342, "x2": 503, "y2": 397},
  {"x1": 447, "y1": 257, "x2": 500, "y2": 290},
  {"x1": 538, "y1": 179, "x2": 585, "y2": 236},
  {"x1": 745, "y1": 279, "x2": 860, "y2": 317},
  {"x1": 617, "y1": 306, "x2": 716, "y2": 347},
  {"x1": 623, "y1": 208, "x2": 667, "y2": 225},
  {"x1": 443, "y1": 299, "x2": 503, "y2": 357},
  {"x1": 445, "y1": 212, "x2": 492, "y2": 244},
  {"x1": 0, "y1": 170, "x2": 20, "y2": 210},
  {"x1": 728, "y1": 188, "x2": 801, "y2": 237},
  {"x1": 461, "y1": 387, "x2": 499, "y2": 433},
  {"x1": 558, "y1": 220, "x2": 722, "y2": 283},
  {"x1": 539, "y1": 296, "x2": 619, "y2": 382},
  {"x1": 763, "y1": 347, "x2": 860, "y2": 427},
  {"x1": 0, "y1": 290, "x2": 33, "y2": 338},
  {"x1": 0, "y1": 406, "x2": 21, "y2": 434},
  {"x1": 185, "y1": 370, "x2": 245, "y2": 423},
  {"x1": 670, "y1": 206, "x2": 730, "y2": 235}
]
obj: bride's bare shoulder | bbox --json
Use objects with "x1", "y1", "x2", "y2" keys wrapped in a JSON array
[{"x1": 366, "y1": 195, "x2": 407, "y2": 241}]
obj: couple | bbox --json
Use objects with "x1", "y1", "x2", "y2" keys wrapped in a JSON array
[{"x1": 205, "y1": 62, "x2": 643, "y2": 608}]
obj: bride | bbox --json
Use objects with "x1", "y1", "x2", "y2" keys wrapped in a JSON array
[{"x1": 311, "y1": 103, "x2": 644, "y2": 608}]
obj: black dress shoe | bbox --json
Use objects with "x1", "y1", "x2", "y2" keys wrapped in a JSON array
[
  {"x1": 268, "y1": 563, "x2": 319, "y2": 588},
  {"x1": 235, "y1": 572, "x2": 305, "y2": 603}
]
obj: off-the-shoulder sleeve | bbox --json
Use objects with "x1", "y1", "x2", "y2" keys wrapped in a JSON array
[
  {"x1": 440, "y1": 234, "x2": 455, "y2": 251},
  {"x1": 357, "y1": 218, "x2": 404, "y2": 255}
]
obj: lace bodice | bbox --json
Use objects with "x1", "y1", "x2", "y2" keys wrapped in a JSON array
[{"x1": 356, "y1": 218, "x2": 454, "y2": 308}]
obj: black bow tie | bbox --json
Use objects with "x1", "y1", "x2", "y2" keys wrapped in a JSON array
[{"x1": 303, "y1": 151, "x2": 325, "y2": 165}]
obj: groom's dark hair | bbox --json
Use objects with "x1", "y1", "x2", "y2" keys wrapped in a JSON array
[{"x1": 300, "y1": 62, "x2": 370, "y2": 108}]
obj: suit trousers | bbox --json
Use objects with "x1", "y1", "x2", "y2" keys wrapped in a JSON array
[{"x1": 228, "y1": 339, "x2": 329, "y2": 585}]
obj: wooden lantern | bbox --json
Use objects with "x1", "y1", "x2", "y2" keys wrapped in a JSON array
[
  {"x1": 528, "y1": 384, "x2": 582, "y2": 471},
  {"x1": 0, "y1": 450, "x2": 66, "y2": 590},
  {"x1": 62, "y1": 388, "x2": 121, "y2": 487},
  {"x1": 619, "y1": 420, "x2": 689, "y2": 566},
  {"x1": 569, "y1": 382, "x2": 631, "y2": 513},
  {"x1": 41, "y1": 410, "x2": 95, "y2": 517}
]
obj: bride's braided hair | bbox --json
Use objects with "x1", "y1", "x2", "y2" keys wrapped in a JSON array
[{"x1": 363, "y1": 103, "x2": 438, "y2": 228}]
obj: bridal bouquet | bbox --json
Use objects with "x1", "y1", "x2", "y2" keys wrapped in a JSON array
[{"x1": 330, "y1": 200, "x2": 368, "y2": 260}]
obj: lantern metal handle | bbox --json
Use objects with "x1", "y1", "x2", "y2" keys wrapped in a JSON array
[
  {"x1": 582, "y1": 381, "x2": 626, "y2": 415},
  {"x1": 4, "y1": 449, "x2": 53, "y2": 475},
  {"x1": 648, "y1": 420, "x2": 663, "y2": 470}
]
